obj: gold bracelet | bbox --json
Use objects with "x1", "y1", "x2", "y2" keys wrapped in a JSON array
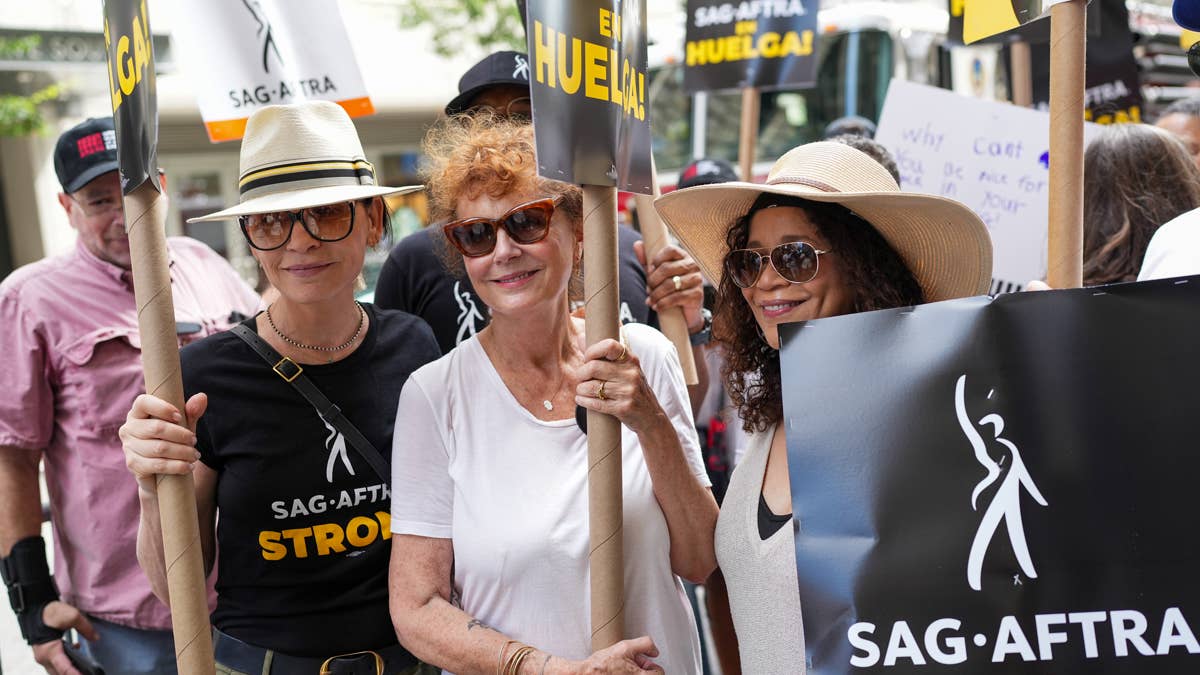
[
  {"x1": 503, "y1": 645, "x2": 536, "y2": 675},
  {"x1": 496, "y1": 640, "x2": 519, "y2": 675}
]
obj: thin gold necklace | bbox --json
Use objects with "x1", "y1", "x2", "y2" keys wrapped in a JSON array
[{"x1": 266, "y1": 303, "x2": 365, "y2": 353}]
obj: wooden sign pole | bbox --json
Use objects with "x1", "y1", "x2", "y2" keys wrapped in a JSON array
[
  {"x1": 1046, "y1": 0, "x2": 1086, "y2": 289},
  {"x1": 583, "y1": 184, "x2": 625, "y2": 650},
  {"x1": 738, "y1": 87, "x2": 761, "y2": 181},
  {"x1": 632, "y1": 156, "x2": 698, "y2": 385},
  {"x1": 1010, "y1": 39, "x2": 1033, "y2": 107},
  {"x1": 122, "y1": 180, "x2": 215, "y2": 673}
]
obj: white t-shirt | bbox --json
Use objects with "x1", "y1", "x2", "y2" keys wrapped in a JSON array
[
  {"x1": 1139, "y1": 207, "x2": 1200, "y2": 281},
  {"x1": 391, "y1": 323, "x2": 708, "y2": 674}
]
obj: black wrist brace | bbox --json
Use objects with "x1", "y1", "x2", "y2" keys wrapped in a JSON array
[{"x1": 0, "y1": 536, "x2": 64, "y2": 645}]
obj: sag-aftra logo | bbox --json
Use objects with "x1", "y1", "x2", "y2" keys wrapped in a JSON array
[{"x1": 844, "y1": 375, "x2": 1200, "y2": 669}]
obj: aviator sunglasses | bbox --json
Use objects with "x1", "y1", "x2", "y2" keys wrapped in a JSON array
[
  {"x1": 238, "y1": 201, "x2": 358, "y2": 251},
  {"x1": 443, "y1": 197, "x2": 558, "y2": 257},
  {"x1": 725, "y1": 241, "x2": 833, "y2": 288}
]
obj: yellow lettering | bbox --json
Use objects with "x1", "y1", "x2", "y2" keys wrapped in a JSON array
[
  {"x1": 686, "y1": 40, "x2": 702, "y2": 66},
  {"x1": 312, "y1": 523, "x2": 347, "y2": 556},
  {"x1": 951, "y1": 0, "x2": 966, "y2": 18},
  {"x1": 704, "y1": 39, "x2": 724, "y2": 65},
  {"x1": 759, "y1": 32, "x2": 780, "y2": 58},
  {"x1": 584, "y1": 42, "x2": 608, "y2": 101},
  {"x1": 117, "y1": 35, "x2": 134, "y2": 96},
  {"x1": 609, "y1": 48, "x2": 622, "y2": 106},
  {"x1": 375, "y1": 511, "x2": 392, "y2": 540},
  {"x1": 533, "y1": 21, "x2": 556, "y2": 87},
  {"x1": 104, "y1": 18, "x2": 121, "y2": 111},
  {"x1": 281, "y1": 527, "x2": 313, "y2": 558},
  {"x1": 259, "y1": 531, "x2": 287, "y2": 561},
  {"x1": 132, "y1": 15, "x2": 150, "y2": 90},
  {"x1": 556, "y1": 33, "x2": 583, "y2": 94},
  {"x1": 736, "y1": 20, "x2": 758, "y2": 35},
  {"x1": 1130, "y1": 105, "x2": 1142, "y2": 123},
  {"x1": 779, "y1": 30, "x2": 811, "y2": 57},
  {"x1": 346, "y1": 516, "x2": 379, "y2": 547},
  {"x1": 637, "y1": 71, "x2": 645, "y2": 120},
  {"x1": 599, "y1": 8, "x2": 613, "y2": 38}
]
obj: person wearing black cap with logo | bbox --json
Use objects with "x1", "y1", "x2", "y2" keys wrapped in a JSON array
[
  {"x1": 375, "y1": 51, "x2": 713, "y2": 414},
  {"x1": 0, "y1": 117, "x2": 261, "y2": 674}
]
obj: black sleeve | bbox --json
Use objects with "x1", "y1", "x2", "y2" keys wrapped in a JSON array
[
  {"x1": 372, "y1": 239, "x2": 409, "y2": 312},
  {"x1": 180, "y1": 336, "x2": 223, "y2": 470},
  {"x1": 617, "y1": 225, "x2": 657, "y2": 327}
]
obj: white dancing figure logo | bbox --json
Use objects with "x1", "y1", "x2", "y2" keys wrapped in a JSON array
[
  {"x1": 955, "y1": 375, "x2": 1048, "y2": 592},
  {"x1": 453, "y1": 280, "x2": 486, "y2": 345},
  {"x1": 320, "y1": 415, "x2": 355, "y2": 483},
  {"x1": 241, "y1": 0, "x2": 283, "y2": 74},
  {"x1": 513, "y1": 54, "x2": 530, "y2": 81}
]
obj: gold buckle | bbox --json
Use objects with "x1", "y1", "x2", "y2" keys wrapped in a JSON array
[
  {"x1": 319, "y1": 650, "x2": 384, "y2": 675},
  {"x1": 272, "y1": 357, "x2": 302, "y2": 382}
]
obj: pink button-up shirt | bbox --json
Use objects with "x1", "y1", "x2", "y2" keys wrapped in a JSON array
[{"x1": 0, "y1": 237, "x2": 261, "y2": 629}]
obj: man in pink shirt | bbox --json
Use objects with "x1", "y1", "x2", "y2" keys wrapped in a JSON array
[{"x1": 0, "y1": 117, "x2": 261, "y2": 674}]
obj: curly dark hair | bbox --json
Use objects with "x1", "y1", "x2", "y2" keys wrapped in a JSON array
[{"x1": 714, "y1": 194, "x2": 925, "y2": 433}]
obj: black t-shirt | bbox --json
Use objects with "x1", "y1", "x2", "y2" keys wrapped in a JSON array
[
  {"x1": 181, "y1": 303, "x2": 440, "y2": 657},
  {"x1": 375, "y1": 225, "x2": 657, "y2": 354}
]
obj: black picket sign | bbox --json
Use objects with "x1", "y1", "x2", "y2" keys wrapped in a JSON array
[
  {"x1": 683, "y1": 0, "x2": 820, "y2": 93},
  {"x1": 103, "y1": 0, "x2": 159, "y2": 194},
  {"x1": 781, "y1": 276, "x2": 1200, "y2": 674},
  {"x1": 525, "y1": 0, "x2": 652, "y2": 193}
]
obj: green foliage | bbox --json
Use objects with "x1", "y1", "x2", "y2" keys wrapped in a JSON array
[
  {"x1": 398, "y1": 0, "x2": 526, "y2": 57},
  {"x1": 0, "y1": 36, "x2": 64, "y2": 137},
  {"x1": 0, "y1": 84, "x2": 61, "y2": 137}
]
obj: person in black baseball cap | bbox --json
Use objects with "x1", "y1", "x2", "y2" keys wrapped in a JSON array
[
  {"x1": 52, "y1": 116, "x2": 131, "y2": 268},
  {"x1": 54, "y1": 117, "x2": 120, "y2": 194},
  {"x1": 677, "y1": 158, "x2": 740, "y2": 190},
  {"x1": 443, "y1": 50, "x2": 532, "y2": 117}
]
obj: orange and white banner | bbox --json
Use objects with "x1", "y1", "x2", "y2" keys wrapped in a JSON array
[{"x1": 169, "y1": 0, "x2": 373, "y2": 143}]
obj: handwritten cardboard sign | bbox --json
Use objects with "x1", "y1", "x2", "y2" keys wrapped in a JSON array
[{"x1": 875, "y1": 80, "x2": 1098, "y2": 292}]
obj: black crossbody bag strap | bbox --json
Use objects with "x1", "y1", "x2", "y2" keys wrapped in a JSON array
[{"x1": 229, "y1": 324, "x2": 390, "y2": 482}]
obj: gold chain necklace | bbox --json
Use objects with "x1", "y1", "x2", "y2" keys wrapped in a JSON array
[{"x1": 266, "y1": 303, "x2": 365, "y2": 353}]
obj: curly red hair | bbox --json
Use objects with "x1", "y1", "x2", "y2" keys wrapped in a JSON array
[{"x1": 421, "y1": 113, "x2": 583, "y2": 276}]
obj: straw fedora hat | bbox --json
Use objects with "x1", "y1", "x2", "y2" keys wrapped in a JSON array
[
  {"x1": 189, "y1": 101, "x2": 421, "y2": 222},
  {"x1": 655, "y1": 142, "x2": 993, "y2": 302}
]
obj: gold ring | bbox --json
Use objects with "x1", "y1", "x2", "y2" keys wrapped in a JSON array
[
  {"x1": 597, "y1": 380, "x2": 609, "y2": 401},
  {"x1": 672, "y1": 275, "x2": 682, "y2": 291},
  {"x1": 614, "y1": 342, "x2": 628, "y2": 362}
]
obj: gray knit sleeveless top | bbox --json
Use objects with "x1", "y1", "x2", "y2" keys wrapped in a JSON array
[{"x1": 715, "y1": 428, "x2": 808, "y2": 674}]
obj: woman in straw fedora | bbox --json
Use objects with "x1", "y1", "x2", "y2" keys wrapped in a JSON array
[
  {"x1": 655, "y1": 141, "x2": 992, "y2": 673},
  {"x1": 387, "y1": 114, "x2": 717, "y2": 674},
  {"x1": 118, "y1": 101, "x2": 441, "y2": 674}
]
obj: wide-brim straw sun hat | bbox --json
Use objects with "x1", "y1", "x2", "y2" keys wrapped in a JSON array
[
  {"x1": 189, "y1": 101, "x2": 421, "y2": 222},
  {"x1": 655, "y1": 141, "x2": 993, "y2": 302}
]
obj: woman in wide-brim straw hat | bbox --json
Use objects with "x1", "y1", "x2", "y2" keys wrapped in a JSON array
[
  {"x1": 655, "y1": 140, "x2": 992, "y2": 673},
  {"x1": 119, "y1": 100, "x2": 441, "y2": 674}
]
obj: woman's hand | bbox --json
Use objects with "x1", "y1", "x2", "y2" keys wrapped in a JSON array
[
  {"x1": 568, "y1": 636, "x2": 664, "y2": 674},
  {"x1": 119, "y1": 393, "x2": 207, "y2": 492},
  {"x1": 635, "y1": 241, "x2": 705, "y2": 332},
  {"x1": 575, "y1": 338, "x2": 666, "y2": 434}
]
